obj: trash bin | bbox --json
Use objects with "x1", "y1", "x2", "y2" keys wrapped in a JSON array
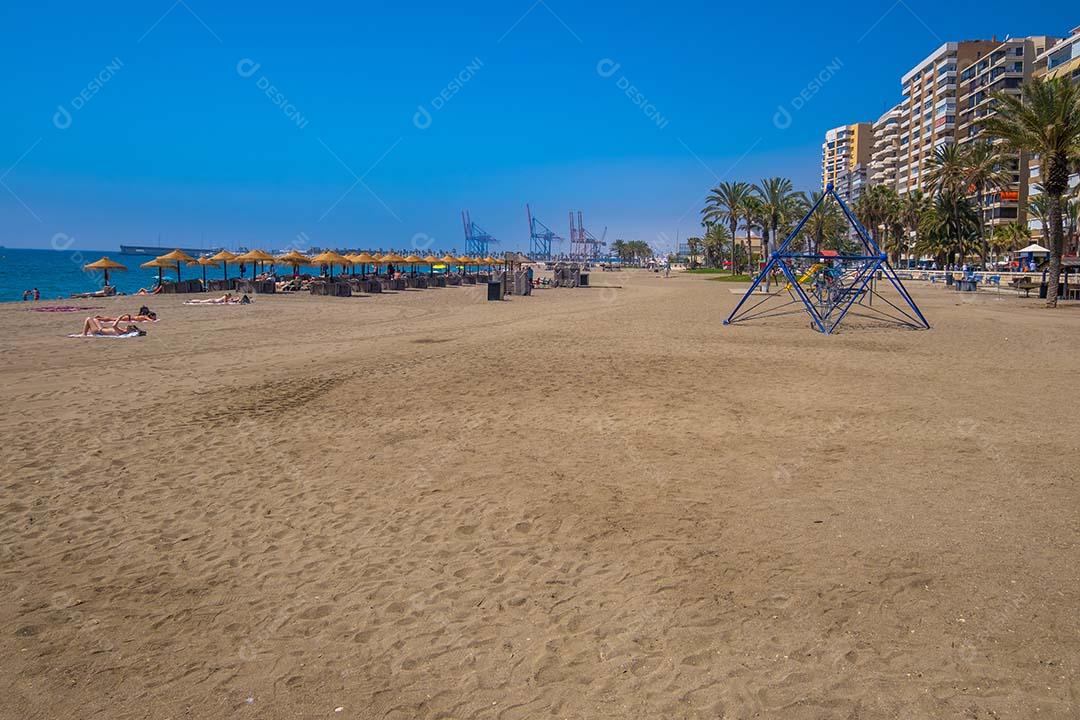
[
  {"x1": 487, "y1": 280, "x2": 503, "y2": 301},
  {"x1": 1039, "y1": 282, "x2": 1048, "y2": 299},
  {"x1": 579, "y1": 272, "x2": 590, "y2": 287},
  {"x1": 945, "y1": 274, "x2": 954, "y2": 286}
]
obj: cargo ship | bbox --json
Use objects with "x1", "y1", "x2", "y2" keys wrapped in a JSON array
[{"x1": 120, "y1": 244, "x2": 224, "y2": 256}]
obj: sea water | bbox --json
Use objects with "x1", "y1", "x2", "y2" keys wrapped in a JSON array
[{"x1": 0, "y1": 248, "x2": 454, "y2": 302}]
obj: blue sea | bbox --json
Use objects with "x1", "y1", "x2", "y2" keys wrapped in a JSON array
[
  {"x1": 0, "y1": 248, "x2": 235, "y2": 302},
  {"x1": 0, "y1": 247, "x2": 466, "y2": 302}
]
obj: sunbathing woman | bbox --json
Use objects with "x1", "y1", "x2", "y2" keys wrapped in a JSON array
[
  {"x1": 186, "y1": 293, "x2": 243, "y2": 305},
  {"x1": 78, "y1": 317, "x2": 146, "y2": 337},
  {"x1": 94, "y1": 306, "x2": 157, "y2": 323}
]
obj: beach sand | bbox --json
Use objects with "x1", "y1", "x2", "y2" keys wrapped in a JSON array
[{"x1": 1, "y1": 272, "x2": 1078, "y2": 718}]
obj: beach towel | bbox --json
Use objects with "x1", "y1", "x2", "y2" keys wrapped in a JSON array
[{"x1": 67, "y1": 330, "x2": 144, "y2": 339}]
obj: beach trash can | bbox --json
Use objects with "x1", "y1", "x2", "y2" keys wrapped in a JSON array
[
  {"x1": 487, "y1": 280, "x2": 503, "y2": 301},
  {"x1": 579, "y1": 272, "x2": 590, "y2": 287}
]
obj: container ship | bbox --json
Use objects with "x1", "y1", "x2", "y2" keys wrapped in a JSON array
[{"x1": 120, "y1": 244, "x2": 224, "y2": 256}]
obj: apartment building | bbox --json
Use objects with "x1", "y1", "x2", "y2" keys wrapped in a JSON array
[
  {"x1": 821, "y1": 122, "x2": 872, "y2": 203},
  {"x1": 869, "y1": 104, "x2": 903, "y2": 191},
  {"x1": 1028, "y1": 26, "x2": 1080, "y2": 240},
  {"x1": 956, "y1": 36, "x2": 1058, "y2": 232},
  {"x1": 896, "y1": 40, "x2": 1000, "y2": 196}
]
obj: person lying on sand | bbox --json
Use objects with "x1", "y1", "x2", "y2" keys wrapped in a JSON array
[
  {"x1": 77, "y1": 317, "x2": 146, "y2": 337},
  {"x1": 134, "y1": 286, "x2": 163, "y2": 296},
  {"x1": 184, "y1": 293, "x2": 251, "y2": 305},
  {"x1": 93, "y1": 309, "x2": 157, "y2": 323},
  {"x1": 71, "y1": 286, "x2": 120, "y2": 299}
]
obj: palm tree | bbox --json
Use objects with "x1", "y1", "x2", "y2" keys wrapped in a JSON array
[
  {"x1": 742, "y1": 196, "x2": 766, "y2": 272},
  {"x1": 752, "y1": 177, "x2": 797, "y2": 260},
  {"x1": 924, "y1": 143, "x2": 969, "y2": 195},
  {"x1": 963, "y1": 141, "x2": 1014, "y2": 267},
  {"x1": 917, "y1": 190, "x2": 980, "y2": 265},
  {"x1": 1027, "y1": 192, "x2": 1050, "y2": 234},
  {"x1": 854, "y1": 185, "x2": 899, "y2": 250},
  {"x1": 900, "y1": 190, "x2": 930, "y2": 265},
  {"x1": 802, "y1": 191, "x2": 845, "y2": 254},
  {"x1": 611, "y1": 239, "x2": 627, "y2": 261},
  {"x1": 982, "y1": 76, "x2": 1080, "y2": 307},
  {"x1": 990, "y1": 221, "x2": 1031, "y2": 258},
  {"x1": 703, "y1": 181, "x2": 752, "y2": 274},
  {"x1": 703, "y1": 224, "x2": 730, "y2": 268},
  {"x1": 685, "y1": 237, "x2": 702, "y2": 268}
]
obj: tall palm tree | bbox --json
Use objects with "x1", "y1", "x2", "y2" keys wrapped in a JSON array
[
  {"x1": 703, "y1": 224, "x2": 730, "y2": 268},
  {"x1": 983, "y1": 76, "x2": 1080, "y2": 307},
  {"x1": 964, "y1": 141, "x2": 1014, "y2": 267},
  {"x1": 686, "y1": 237, "x2": 702, "y2": 268},
  {"x1": 900, "y1": 190, "x2": 929, "y2": 264},
  {"x1": 917, "y1": 190, "x2": 980, "y2": 265},
  {"x1": 990, "y1": 221, "x2": 1031, "y2": 257},
  {"x1": 752, "y1": 177, "x2": 797, "y2": 260},
  {"x1": 854, "y1": 185, "x2": 899, "y2": 250},
  {"x1": 702, "y1": 181, "x2": 753, "y2": 274},
  {"x1": 1027, "y1": 191, "x2": 1050, "y2": 235},
  {"x1": 924, "y1": 143, "x2": 969, "y2": 195},
  {"x1": 924, "y1": 143, "x2": 972, "y2": 266},
  {"x1": 611, "y1": 239, "x2": 627, "y2": 261},
  {"x1": 742, "y1": 196, "x2": 766, "y2": 271},
  {"x1": 802, "y1": 191, "x2": 844, "y2": 254}
]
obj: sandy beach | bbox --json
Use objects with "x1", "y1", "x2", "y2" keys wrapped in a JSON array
[{"x1": 1, "y1": 272, "x2": 1078, "y2": 719}]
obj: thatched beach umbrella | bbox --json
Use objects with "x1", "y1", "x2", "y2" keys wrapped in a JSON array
[
  {"x1": 402, "y1": 254, "x2": 423, "y2": 276},
  {"x1": 311, "y1": 250, "x2": 351, "y2": 280},
  {"x1": 383, "y1": 253, "x2": 406, "y2": 277},
  {"x1": 439, "y1": 254, "x2": 457, "y2": 276},
  {"x1": 457, "y1": 255, "x2": 474, "y2": 277},
  {"x1": 83, "y1": 257, "x2": 127, "y2": 287},
  {"x1": 140, "y1": 257, "x2": 172, "y2": 286},
  {"x1": 187, "y1": 256, "x2": 220, "y2": 286},
  {"x1": 156, "y1": 249, "x2": 196, "y2": 282},
  {"x1": 353, "y1": 252, "x2": 377, "y2": 279},
  {"x1": 277, "y1": 250, "x2": 313, "y2": 277},
  {"x1": 209, "y1": 250, "x2": 238, "y2": 281},
  {"x1": 234, "y1": 249, "x2": 277, "y2": 278},
  {"x1": 423, "y1": 254, "x2": 439, "y2": 277}
]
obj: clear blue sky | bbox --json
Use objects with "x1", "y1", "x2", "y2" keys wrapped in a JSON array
[{"x1": 0, "y1": 1, "x2": 1072, "y2": 254}]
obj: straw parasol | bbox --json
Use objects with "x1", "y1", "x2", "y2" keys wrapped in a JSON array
[
  {"x1": 352, "y1": 252, "x2": 377, "y2": 278},
  {"x1": 382, "y1": 253, "x2": 406, "y2": 277},
  {"x1": 457, "y1": 255, "x2": 473, "y2": 276},
  {"x1": 140, "y1": 257, "x2": 172, "y2": 286},
  {"x1": 402, "y1": 254, "x2": 423, "y2": 276},
  {"x1": 187, "y1": 256, "x2": 220, "y2": 286},
  {"x1": 311, "y1": 250, "x2": 351, "y2": 280},
  {"x1": 209, "y1": 250, "x2": 238, "y2": 281},
  {"x1": 83, "y1": 257, "x2": 127, "y2": 287},
  {"x1": 423, "y1": 254, "x2": 439, "y2": 276},
  {"x1": 156, "y1": 249, "x2": 196, "y2": 282},
  {"x1": 234, "y1": 249, "x2": 277, "y2": 278},
  {"x1": 277, "y1": 250, "x2": 313, "y2": 277}
]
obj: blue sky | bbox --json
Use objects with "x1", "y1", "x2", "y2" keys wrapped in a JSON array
[{"x1": 0, "y1": 1, "x2": 1072, "y2": 254}]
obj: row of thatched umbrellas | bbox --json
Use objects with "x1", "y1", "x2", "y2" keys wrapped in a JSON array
[{"x1": 83, "y1": 249, "x2": 513, "y2": 288}]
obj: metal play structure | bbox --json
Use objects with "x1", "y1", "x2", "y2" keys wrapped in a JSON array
[
  {"x1": 724, "y1": 182, "x2": 929, "y2": 335},
  {"x1": 461, "y1": 210, "x2": 499, "y2": 257}
]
